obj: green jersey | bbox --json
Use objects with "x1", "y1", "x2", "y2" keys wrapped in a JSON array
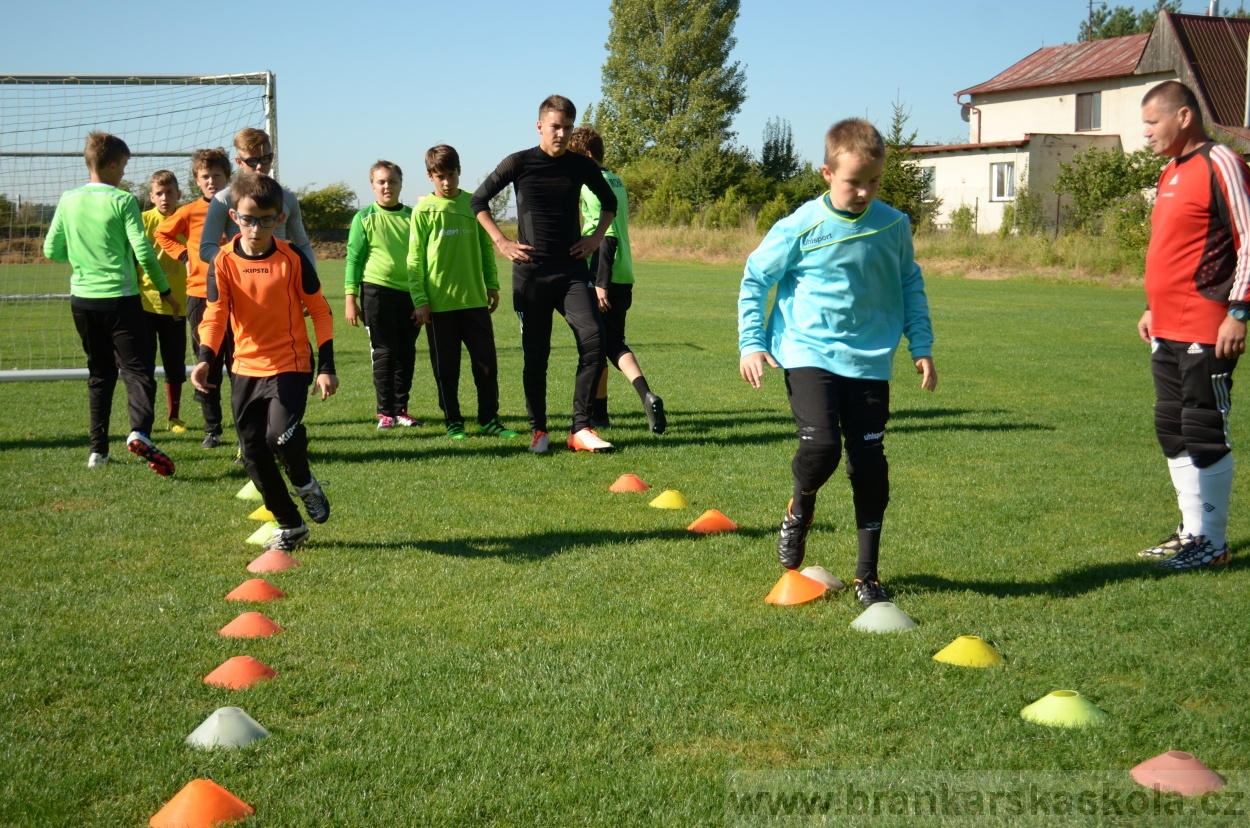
[
  {"x1": 43, "y1": 183, "x2": 168, "y2": 299},
  {"x1": 345, "y1": 202, "x2": 413, "y2": 295},
  {"x1": 407, "y1": 190, "x2": 499, "y2": 312},
  {"x1": 580, "y1": 169, "x2": 633, "y2": 285}
]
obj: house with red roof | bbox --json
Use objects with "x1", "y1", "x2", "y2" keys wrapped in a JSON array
[{"x1": 915, "y1": 10, "x2": 1250, "y2": 233}]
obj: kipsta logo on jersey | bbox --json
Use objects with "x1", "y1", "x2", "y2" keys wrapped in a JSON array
[{"x1": 241, "y1": 267, "x2": 266, "y2": 274}]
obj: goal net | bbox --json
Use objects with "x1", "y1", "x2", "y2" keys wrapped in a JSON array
[{"x1": 0, "y1": 72, "x2": 276, "y2": 378}]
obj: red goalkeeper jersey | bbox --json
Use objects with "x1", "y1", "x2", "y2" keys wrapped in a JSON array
[{"x1": 1145, "y1": 141, "x2": 1250, "y2": 344}]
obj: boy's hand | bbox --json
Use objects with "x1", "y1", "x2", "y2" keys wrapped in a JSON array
[
  {"x1": 313, "y1": 373, "x2": 339, "y2": 401},
  {"x1": 915, "y1": 357, "x2": 937, "y2": 391},
  {"x1": 740, "y1": 351, "x2": 780, "y2": 388},
  {"x1": 596, "y1": 286, "x2": 610, "y2": 312},
  {"x1": 495, "y1": 237, "x2": 534, "y2": 263},
  {"x1": 161, "y1": 293, "x2": 182, "y2": 317},
  {"x1": 570, "y1": 235, "x2": 602, "y2": 261},
  {"x1": 486, "y1": 289, "x2": 500, "y2": 313},
  {"x1": 190, "y1": 361, "x2": 215, "y2": 394},
  {"x1": 412, "y1": 304, "x2": 431, "y2": 327},
  {"x1": 1137, "y1": 310, "x2": 1152, "y2": 343},
  {"x1": 345, "y1": 295, "x2": 361, "y2": 327}
]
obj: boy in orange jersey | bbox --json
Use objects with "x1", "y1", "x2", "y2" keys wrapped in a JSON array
[
  {"x1": 191, "y1": 173, "x2": 337, "y2": 552},
  {"x1": 137, "y1": 170, "x2": 189, "y2": 432},
  {"x1": 155, "y1": 148, "x2": 232, "y2": 448}
]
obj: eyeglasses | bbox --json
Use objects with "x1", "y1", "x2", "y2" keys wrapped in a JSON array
[
  {"x1": 238, "y1": 153, "x2": 274, "y2": 169},
  {"x1": 237, "y1": 214, "x2": 278, "y2": 228}
]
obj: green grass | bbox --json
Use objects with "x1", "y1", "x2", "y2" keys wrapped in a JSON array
[{"x1": 2, "y1": 261, "x2": 1249, "y2": 825}]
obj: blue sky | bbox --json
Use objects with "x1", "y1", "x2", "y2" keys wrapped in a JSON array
[{"x1": 2, "y1": 1, "x2": 1208, "y2": 203}]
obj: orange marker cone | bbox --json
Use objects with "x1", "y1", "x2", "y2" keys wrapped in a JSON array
[
  {"x1": 225, "y1": 579, "x2": 286, "y2": 602},
  {"x1": 219, "y1": 612, "x2": 283, "y2": 639},
  {"x1": 610, "y1": 473, "x2": 651, "y2": 492},
  {"x1": 1131, "y1": 751, "x2": 1226, "y2": 796},
  {"x1": 204, "y1": 656, "x2": 277, "y2": 690},
  {"x1": 687, "y1": 509, "x2": 738, "y2": 534},
  {"x1": 149, "y1": 778, "x2": 253, "y2": 827},
  {"x1": 246, "y1": 549, "x2": 301, "y2": 573},
  {"x1": 765, "y1": 570, "x2": 827, "y2": 605}
]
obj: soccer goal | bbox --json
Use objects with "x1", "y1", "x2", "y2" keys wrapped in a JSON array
[{"x1": 0, "y1": 72, "x2": 277, "y2": 380}]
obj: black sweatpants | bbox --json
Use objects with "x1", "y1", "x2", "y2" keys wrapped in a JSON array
[
  {"x1": 786, "y1": 367, "x2": 891, "y2": 579},
  {"x1": 362, "y1": 282, "x2": 419, "y2": 417},
  {"x1": 187, "y1": 295, "x2": 234, "y2": 436},
  {"x1": 512, "y1": 263, "x2": 606, "y2": 433},
  {"x1": 71, "y1": 295, "x2": 156, "y2": 455},
  {"x1": 232, "y1": 372, "x2": 313, "y2": 529},
  {"x1": 600, "y1": 282, "x2": 634, "y2": 367},
  {"x1": 1152, "y1": 337, "x2": 1237, "y2": 468},
  {"x1": 427, "y1": 306, "x2": 499, "y2": 425},
  {"x1": 143, "y1": 311, "x2": 187, "y2": 384}
]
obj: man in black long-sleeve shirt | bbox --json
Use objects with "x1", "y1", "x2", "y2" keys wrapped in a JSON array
[{"x1": 471, "y1": 94, "x2": 619, "y2": 454}]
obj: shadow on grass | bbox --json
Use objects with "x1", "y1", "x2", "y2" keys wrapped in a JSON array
[{"x1": 317, "y1": 525, "x2": 777, "y2": 561}]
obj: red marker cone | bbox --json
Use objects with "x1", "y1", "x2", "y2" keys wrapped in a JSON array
[
  {"x1": 246, "y1": 549, "x2": 300, "y2": 573},
  {"x1": 610, "y1": 473, "x2": 651, "y2": 492},
  {"x1": 149, "y1": 778, "x2": 253, "y2": 827},
  {"x1": 219, "y1": 612, "x2": 283, "y2": 639},
  {"x1": 225, "y1": 579, "x2": 286, "y2": 602},
  {"x1": 765, "y1": 570, "x2": 826, "y2": 605},
  {"x1": 204, "y1": 656, "x2": 277, "y2": 690},
  {"x1": 1131, "y1": 751, "x2": 1226, "y2": 796},
  {"x1": 687, "y1": 509, "x2": 739, "y2": 534}
]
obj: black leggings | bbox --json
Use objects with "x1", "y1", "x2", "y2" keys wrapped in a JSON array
[
  {"x1": 427, "y1": 306, "x2": 499, "y2": 425},
  {"x1": 71, "y1": 295, "x2": 156, "y2": 454},
  {"x1": 143, "y1": 311, "x2": 187, "y2": 383},
  {"x1": 232, "y1": 372, "x2": 312, "y2": 529},
  {"x1": 512, "y1": 265, "x2": 606, "y2": 432},
  {"x1": 362, "y1": 282, "x2": 419, "y2": 417},
  {"x1": 187, "y1": 295, "x2": 234, "y2": 435}
]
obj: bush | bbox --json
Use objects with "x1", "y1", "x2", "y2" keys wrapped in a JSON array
[
  {"x1": 1103, "y1": 191, "x2": 1153, "y2": 251},
  {"x1": 297, "y1": 182, "x2": 357, "y2": 230},
  {"x1": 1054, "y1": 146, "x2": 1165, "y2": 232},
  {"x1": 998, "y1": 204, "x2": 1015, "y2": 238},
  {"x1": 1014, "y1": 184, "x2": 1046, "y2": 236},
  {"x1": 701, "y1": 187, "x2": 747, "y2": 230},
  {"x1": 950, "y1": 204, "x2": 975, "y2": 235},
  {"x1": 756, "y1": 194, "x2": 790, "y2": 233}
]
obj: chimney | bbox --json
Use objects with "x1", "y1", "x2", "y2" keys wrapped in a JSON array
[{"x1": 1209, "y1": 0, "x2": 1221, "y2": 15}]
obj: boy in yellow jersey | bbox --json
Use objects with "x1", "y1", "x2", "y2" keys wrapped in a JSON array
[
  {"x1": 137, "y1": 170, "x2": 188, "y2": 432},
  {"x1": 409, "y1": 145, "x2": 517, "y2": 440},
  {"x1": 345, "y1": 160, "x2": 421, "y2": 429}
]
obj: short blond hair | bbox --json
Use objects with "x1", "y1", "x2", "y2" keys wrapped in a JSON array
[
  {"x1": 233, "y1": 127, "x2": 271, "y2": 156},
  {"x1": 823, "y1": 119, "x2": 885, "y2": 169},
  {"x1": 148, "y1": 170, "x2": 179, "y2": 190},
  {"x1": 84, "y1": 131, "x2": 129, "y2": 172},
  {"x1": 370, "y1": 159, "x2": 402, "y2": 180}
]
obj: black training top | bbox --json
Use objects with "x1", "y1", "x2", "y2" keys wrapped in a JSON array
[{"x1": 471, "y1": 146, "x2": 618, "y2": 266}]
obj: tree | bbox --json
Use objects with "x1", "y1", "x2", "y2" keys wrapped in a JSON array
[
  {"x1": 592, "y1": 0, "x2": 747, "y2": 168},
  {"x1": 877, "y1": 100, "x2": 938, "y2": 231},
  {"x1": 1079, "y1": 1, "x2": 1181, "y2": 41},
  {"x1": 1053, "y1": 145, "x2": 1166, "y2": 231},
  {"x1": 760, "y1": 117, "x2": 800, "y2": 182},
  {"x1": 296, "y1": 182, "x2": 357, "y2": 230}
]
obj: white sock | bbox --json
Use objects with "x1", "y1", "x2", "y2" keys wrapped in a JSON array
[
  {"x1": 1167, "y1": 452, "x2": 1203, "y2": 538},
  {"x1": 1197, "y1": 453, "x2": 1234, "y2": 548}
]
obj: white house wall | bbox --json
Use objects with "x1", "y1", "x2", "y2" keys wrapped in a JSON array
[
  {"x1": 968, "y1": 72, "x2": 1175, "y2": 151},
  {"x1": 919, "y1": 148, "x2": 1027, "y2": 234}
]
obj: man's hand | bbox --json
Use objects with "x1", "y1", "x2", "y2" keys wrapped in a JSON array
[
  {"x1": 740, "y1": 351, "x2": 780, "y2": 388},
  {"x1": 486, "y1": 289, "x2": 500, "y2": 313},
  {"x1": 1138, "y1": 310, "x2": 1152, "y2": 343},
  {"x1": 495, "y1": 237, "x2": 534, "y2": 263},
  {"x1": 161, "y1": 293, "x2": 181, "y2": 317},
  {"x1": 570, "y1": 235, "x2": 602, "y2": 261},
  {"x1": 1216, "y1": 314, "x2": 1247, "y2": 359},
  {"x1": 915, "y1": 356, "x2": 938, "y2": 391},
  {"x1": 313, "y1": 373, "x2": 339, "y2": 401},
  {"x1": 345, "y1": 295, "x2": 361, "y2": 327},
  {"x1": 411, "y1": 304, "x2": 431, "y2": 327},
  {"x1": 190, "y1": 361, "x2": 215, "y2": 394},
  {"x1": 595, "y1": 286, "x2": 610, "y2": 312}
]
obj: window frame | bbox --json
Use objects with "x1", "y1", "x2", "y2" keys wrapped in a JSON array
[
  {"x1": 990, "y1": 161, "x2": 1015, "y2": 202},
  {"x1": 920, "y1": 166, "x2": 937, "y2": 203},
  {"x1": 1076, "y1": 91, "x2": 1102, "y2": 131}
]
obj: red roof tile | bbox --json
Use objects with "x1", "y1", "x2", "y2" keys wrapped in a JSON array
[{"x1": 960, "y1": 34, "x2": 1150, "y2": 96}]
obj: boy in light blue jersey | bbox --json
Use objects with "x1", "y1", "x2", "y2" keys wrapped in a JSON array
[{"x1": 738, "y1": 118, "x2": 936, "y2": 609}]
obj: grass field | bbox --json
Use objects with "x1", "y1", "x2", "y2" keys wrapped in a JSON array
[{"x1": 2, "y1": 259, "x2": 1249, "y2": 826}]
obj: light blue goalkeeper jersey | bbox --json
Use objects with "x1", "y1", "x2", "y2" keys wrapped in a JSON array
[{"x1": 738, "y1": 195, "x2": 933, "y2": 380}]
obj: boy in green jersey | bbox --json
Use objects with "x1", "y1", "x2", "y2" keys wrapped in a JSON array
[
  {"x1": 137, "y1": 169, "x2": 189, "y2": 433},
  {"x1": 408, "y1": 145, "x2": 517, "y2": 440},
  {"x1": 345, "y1": 160, "x2": 421, "y2": 429},
  {"x1": 43, "y1": 131, "x2": 180, "y2": 474},
  {"x1": 568, "y1": 127, "x2": 666, "y2": 434}
]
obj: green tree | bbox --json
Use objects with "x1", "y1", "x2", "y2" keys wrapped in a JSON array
[
  {"x1": 877, "y1": 100, "x2": 939, "y2": 231},
  {"x1": 592, "y1": 0, "x2": 747, "y2": 168},
  {"x1": 1053, "y1": 146, "x2": 1166, "y2": 231},
  {"x1": 760, "y1": 117, "x2": 800, "y2": 182},
  {"x1": 296, "y1": 182, "x2": 357, "y2": 230},
  {"x1": 1079, "y1": 0, "x2": 1181, "y2": 41}
]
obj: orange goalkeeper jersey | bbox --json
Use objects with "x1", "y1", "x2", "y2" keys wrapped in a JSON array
[
  {"x1": 198, "y1": 237, "x2": 335, "y2": 377},
  {"x1": 155, "y1": 197, "x2": 221, "y2": 299}
]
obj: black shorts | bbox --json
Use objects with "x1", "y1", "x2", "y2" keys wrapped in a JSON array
[{"x1": 602, "y1": 282, "x2": 632, "y2": 364}]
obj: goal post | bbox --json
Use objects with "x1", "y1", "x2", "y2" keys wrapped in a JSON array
[{"x1": 0, "y1": 71, "x2": 276, "y2": 380}]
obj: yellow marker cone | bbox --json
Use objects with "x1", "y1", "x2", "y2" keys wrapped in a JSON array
[
  {"x1": 649, "y1": 489, "x2": 689, "y2": 509},
  {"x1": 245, "y1": 521, "x2": 278, "y2": 545},
  {"x1": 247, "y1": 505, "x2": 274, "y2": 521},
  {"x1": 933, "y1": 635, "x2": 1003, "y2": 668},
  {"x1": 235, "y1": 480, "x2": 263, "y2": 501},
  {"x1": 1020, "y1": 690, "x2": 1109, "y2": 728}
]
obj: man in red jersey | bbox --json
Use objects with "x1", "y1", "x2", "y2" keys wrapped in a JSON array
[{"x1": 1137, "y1": 80, "x2": 1250, "y2": 570}]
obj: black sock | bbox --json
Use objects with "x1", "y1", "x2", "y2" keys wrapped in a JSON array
[
  {"x1": 790, "y1": 488, "x2": 817, "y2": 522},
  {"x1": 631, "y1": 375, "x2": 652, "y2": 402},
  {"x1": 855, "y1": 525, "x2": 882, "y2": 581}
]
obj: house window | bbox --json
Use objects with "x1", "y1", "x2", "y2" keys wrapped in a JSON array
[
  {"x1": 991, "y1": 162, "x2": 1015, "y2": 201},
  {"x1": 921, "y1": 167, "x2": 936, "y2": 202},
  {"x1": 1076, "y1": 91, "x2": 1101, "y2": 131}
]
